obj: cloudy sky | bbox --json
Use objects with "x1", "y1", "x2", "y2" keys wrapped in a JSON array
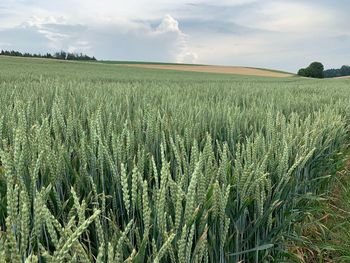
[{"x1": 0, "y1": 0, "x2": 349, "y2": 72}]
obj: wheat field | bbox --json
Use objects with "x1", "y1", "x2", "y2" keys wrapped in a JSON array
[{"x1": 0, "y1": 57, "x2": 349, "y2": 262}]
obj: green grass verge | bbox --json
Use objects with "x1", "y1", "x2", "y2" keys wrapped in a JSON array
[
  {"x1": 290, "y1": 145, "x2": 350, "y2": 262},
  {"x1": 0, "y1": 55, "x2": 301, "y2": 81},
  {"x1": 247, "y1": 66, "x2": 296, "y2": 75}
]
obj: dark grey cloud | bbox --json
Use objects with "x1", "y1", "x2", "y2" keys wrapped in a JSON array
[
  {"x1": 171, "y1": 2, "x2": 258, "y2": 23},
  {"x1": 336, "y1": 34, "x2": 350, "y2": 42},
  {"x1": 179, "y1": 19, "x2": 265, "y2": 35}
]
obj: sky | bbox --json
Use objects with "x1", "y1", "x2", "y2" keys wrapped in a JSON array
[{"x1": 0, "y1": 0, "x2": 349, "y2": 72}]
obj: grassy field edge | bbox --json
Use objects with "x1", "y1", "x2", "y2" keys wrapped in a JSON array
[{"x1": 290, "y1": 142, "x2": 350, "y2": 262}]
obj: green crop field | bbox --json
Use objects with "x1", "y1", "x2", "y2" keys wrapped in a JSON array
[{"x1": 0, "y1": 56, "x2": 349, "y2": 262}]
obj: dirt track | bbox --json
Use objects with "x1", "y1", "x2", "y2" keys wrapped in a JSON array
[
  {"x1": 120, "y1": 64, "x2": 293, "y2": 77},
  {"x1": 335, "y1": 76, "x2": 350, "y2": 79}
]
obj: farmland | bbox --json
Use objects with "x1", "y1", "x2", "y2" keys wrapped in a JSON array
[
  {"x1": 112, "y1": 63, "x2": 293, "y2": 77},
  {"x1": 0, "y1": 56, "x2": 349, "y2": 262}
]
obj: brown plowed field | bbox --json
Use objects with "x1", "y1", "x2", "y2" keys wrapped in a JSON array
[
  {"x1": 119, "y1": 64, "x2": 293, "y2": 77},
  {"x1": 335, "y1": 76, "x2": 350, "y2": 79}
]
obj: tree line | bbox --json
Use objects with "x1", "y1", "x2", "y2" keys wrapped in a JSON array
[
  {"x1": 0, "y1": 50, "x2": 97, "y2": 61},
  {"x1": 323, "y1": 65, "x2": 350, "y2": 78},
  {"x1": 298, "y1": 62, "x2": 350, "y2": 78}
]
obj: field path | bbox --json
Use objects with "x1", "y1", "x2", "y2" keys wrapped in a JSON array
[
  {"x1": 334, "y1": 75, "x2": 350, "y2": 79},
  {"x1": 119, "y1": 64, "x2": 293, "y2": 77}
]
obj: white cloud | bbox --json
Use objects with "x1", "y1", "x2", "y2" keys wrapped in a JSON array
[
  {"x1": 154, "y1": 15, "x2": 198, "y2": 63},
  {"x1": 67, "y1": 41, "x2": 91, "y2": 54},
  {"x1": 156, "y1": 15, "x2": 181, "y2": 34},
  {"x1": 0, "y1": 13, "x2": 198, "y2": 63},
  {"x1": 176, "y1": 50, "x2": 198, "y2": 64}
]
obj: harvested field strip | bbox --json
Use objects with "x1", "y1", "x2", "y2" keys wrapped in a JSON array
[{"x1": 119, "y1": 63, "x2": 294, "y2": 77}]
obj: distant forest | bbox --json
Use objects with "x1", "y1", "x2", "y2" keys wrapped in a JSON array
[
  {"x1": 0, "y1": 50, "x2": 97, "y2": 61},
  {"x1": 297, "y1": 62, "x2": 350, "y2": 79},
  {"x1": 324, "y1": 65, "x2": 350, "y2": 78}
]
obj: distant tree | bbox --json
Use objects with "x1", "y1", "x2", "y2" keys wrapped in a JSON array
[
  {"x1": 307, "y1": 62, "x2": 324, "y2": 78},
  {"x1": 297, "y1": 68, "x2": 307, "y2": 77},
  {"x1": 297, "y1": 62, "x2": 324, "y2": 78}
]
